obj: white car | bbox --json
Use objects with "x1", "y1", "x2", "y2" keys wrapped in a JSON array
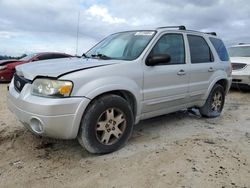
[{"x1": 229, "y1": 44, "x2": 250, "y2": 91}]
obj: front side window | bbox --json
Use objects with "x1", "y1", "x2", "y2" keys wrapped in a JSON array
[
  {"x1": 228, "y1": 46, "x2": 250, "y2": 57},
  {"x1": 20, "y1": 53, "x2": 37, "y2": 61},
  {"x1": 188, "y1": 35, "x2": 213, "y2": 63},
  {"x1": 86, "y1": 31, "x2": 156, "y2": 60},
  {"x1": 150, "y1": 33, "x2": 185, "y2": 64},
  {"x1": 209, "y1": 37, "x2": 229, "y2": 61}
]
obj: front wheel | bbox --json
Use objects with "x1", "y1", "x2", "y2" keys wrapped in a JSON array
[
  {"x1": 78, "y1": 95, "x2": 134, "y2": 154},
  {"x1": 199, "y1": 84, "x2": 225, "y2": 118}
]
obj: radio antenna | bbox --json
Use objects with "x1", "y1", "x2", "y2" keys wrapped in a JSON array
[{"x1": 75, "y1": 11, "x2": 80, "y2": 56}]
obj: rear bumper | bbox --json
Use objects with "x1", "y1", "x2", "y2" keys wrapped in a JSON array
[{"x1": 7, "y1": 80, "x2": 90, "y2": 139}]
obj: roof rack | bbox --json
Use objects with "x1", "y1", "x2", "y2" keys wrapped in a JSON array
[
  {"x1": 157, "y1": 25, "x2": 186, "y2": 30},
  {"x1": 205, "y1": 32, "x2": 217, "y2": 36}
]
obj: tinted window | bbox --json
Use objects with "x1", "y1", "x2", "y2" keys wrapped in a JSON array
[
  {"x1": 188, "y1": 35, "x2": 213, "y2": 63},
  {"x1": 209, "y1": 37, "x2": 229, "y2": 61},
  {"x1": 228, "y1": 46, "x2": 250, "y2": 57},
  {"x1": 37, "y1": 54, "x2": 54, "y2": 61},
  {"x1": 151, "y1": 34, "x2": 185, "y2": 64},
  {"x1": 52, "y1": 54, "x2": 71, "y2": 59}
]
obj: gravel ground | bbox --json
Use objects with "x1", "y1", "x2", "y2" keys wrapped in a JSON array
[{"x1": 0, "y1": 83, "x2": 250, "y2": 188}]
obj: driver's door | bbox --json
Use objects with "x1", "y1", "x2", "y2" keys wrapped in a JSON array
[{"x1": 142, "y1": 33, "x2": 190, "y2": 118}]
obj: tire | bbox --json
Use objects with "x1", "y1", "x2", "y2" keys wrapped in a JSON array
[
  {"x1": 77, "y1": 94, "x2": 134, "y2": 154},
  {"x1": 199, "y1": 84, "x2": 225, "y2": 118}
]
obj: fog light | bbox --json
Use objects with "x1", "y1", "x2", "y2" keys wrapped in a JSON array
[{"x1": 30, "y1": 118, "x2": 44, "y2": 134}]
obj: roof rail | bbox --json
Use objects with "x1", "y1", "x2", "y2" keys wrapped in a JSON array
[
  {"x1": 205, "y1": 32, "x2": 217, "y2": 36},
  {"x1": 157, "y1": 25, "x2": 186, "y2": 30}
]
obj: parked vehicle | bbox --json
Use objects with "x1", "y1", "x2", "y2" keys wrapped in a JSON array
[
  {"x1": 228, "y1": 43, "x2": 250, "y2": 91},
  {"x1": 7, "y1": 26, "x2": 232, "y2": 154},
  {"x1": 0, "y1": 52, "x2": 73, "y2": 82}
]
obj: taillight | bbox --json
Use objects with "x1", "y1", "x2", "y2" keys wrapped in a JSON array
[{"x1": 229, "y1": 63, "x2": 232, "y2": 75}]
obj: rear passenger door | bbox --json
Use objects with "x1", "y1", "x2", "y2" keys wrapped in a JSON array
[
  {"x1": 142, "y1": 33, "x2": 189, "y2": 116},
  {"x1": 187, "y1": 35, "x2": 216, "y2": 101}
]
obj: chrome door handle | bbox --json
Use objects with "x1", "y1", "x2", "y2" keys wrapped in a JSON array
[
  {"x1": 177, "y1": 70, "x2": 186, "y2": 76},
  {"x1": 208, "y1": 67, "x2": 214, "y2": 72}
]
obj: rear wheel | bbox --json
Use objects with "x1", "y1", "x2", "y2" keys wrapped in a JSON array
[
  {"x1": 199, "y1": 84, "x2": 225, "y2": 118},
  {"x1": 78, "y1": 94, "x2": 134, "y2": 154}
]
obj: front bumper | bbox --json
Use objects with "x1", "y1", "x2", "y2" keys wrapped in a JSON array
[
  {"x1": 232, "y1": 64, "x2": 250, "y2": 86},
  {"x1": 7, "y1": 80, "x2": 90, "y2": 139},
  {"x1": 232, "y1": 73, "x2": 250, "y2": 86},
  {"x1": 0, "y1": 69, "x2": 14, "y2": 82}
]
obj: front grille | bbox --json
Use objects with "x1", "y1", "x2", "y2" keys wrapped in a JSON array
[
  {"x1": 231, "y1": 63, "x2": 247, "y2": 70},
  {"x1": 13, "y1": 74, "x2": 31, "y2": 93}
]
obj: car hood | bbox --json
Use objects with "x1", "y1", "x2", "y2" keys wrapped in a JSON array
[
  {"x1": 230, "y1": 57, "x2": 250, "y2": 65},
  {"x1": 15, "y1": 57, "x2": 118, "y2": 80},
  {"x1": 0, "y1": 59, "x2": 20, "y2": 66}
]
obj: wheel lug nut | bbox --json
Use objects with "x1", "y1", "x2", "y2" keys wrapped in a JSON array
[{"x1": 112, "y1": 127, "x2": 115, "y2": 130}]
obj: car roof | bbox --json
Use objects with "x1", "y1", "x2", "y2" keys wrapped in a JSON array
[{"x1": 34, "y1": 52, "x2": 72, "y2": 55}]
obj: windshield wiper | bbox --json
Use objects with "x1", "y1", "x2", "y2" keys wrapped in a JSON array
[{"x1": 91, "y1": 53, "x2": 112, "y2": 60}]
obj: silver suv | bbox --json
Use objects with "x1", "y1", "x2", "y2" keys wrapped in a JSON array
[{"x1": 7, "y1": 26, "x2": 232, "y2": 154}]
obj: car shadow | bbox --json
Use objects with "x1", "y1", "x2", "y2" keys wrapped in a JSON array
[{"x1": 18, "y1": 108, "x2": 202, "y2": 159}]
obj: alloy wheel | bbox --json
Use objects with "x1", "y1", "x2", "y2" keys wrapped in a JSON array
[
  {"x1": 95, "y1": 108, "x2": 126, "y2": 145},
  {"x1": 211, "y1": 91, "x2": 222, "y2": 112}
]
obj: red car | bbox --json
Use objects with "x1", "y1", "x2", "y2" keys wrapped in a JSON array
[{"x1": 0, "y1": 52, "x2": 73, "y2": 82}]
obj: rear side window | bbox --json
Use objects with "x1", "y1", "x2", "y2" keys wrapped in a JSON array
[
  {"x1": 151, "y1": 33, "x2": 185, "y2": 64},
  {"x1": 37, "y1": 54, "x2": 54, "y2": 60},
  {"x1": 52, "y1": 54, "x2": 71, "y2": 59},
  {"x1": 187, "y1": 35, "x2": 214, "y2": 63},
  {"x1": 209, "y1": 37, "x2": 229, "y2": 61}
]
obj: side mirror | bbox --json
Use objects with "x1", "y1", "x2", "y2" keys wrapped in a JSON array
[
  {"x1": 31, "y1": 57, "x2": 39, "y2": 62},
  {"x1": 146, "y1": 54, "x2": 171, "y2": 66}
]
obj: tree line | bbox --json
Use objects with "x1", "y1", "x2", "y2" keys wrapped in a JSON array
[{"x1": 0, "y1": 54, "x2": 27, "y2": 60}]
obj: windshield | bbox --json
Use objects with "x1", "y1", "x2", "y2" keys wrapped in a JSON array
[
  {"x1": 86, "y1": 31, "x2": 156, "y2": 60},
  {"x1": 228, "y1": 46, "x2": 250, "y2": 57},
  {"x1": 20, "y1": 53, "x2": 37, "y2": 61}
]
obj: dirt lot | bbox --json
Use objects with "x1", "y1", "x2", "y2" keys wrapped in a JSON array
[{"x1": 0, "y1": 84, "x2": 250, "y2": 188}]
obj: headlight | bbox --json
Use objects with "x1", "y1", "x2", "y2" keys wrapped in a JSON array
[
  {"x1": 31, "y1": 79, "x2": 73, "y2": 97},
  {"x1": 0, "y1": 65, "x2": 6, "y2": 70}
]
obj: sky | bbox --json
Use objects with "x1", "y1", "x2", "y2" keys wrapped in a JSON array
[{"x1": 0, "y1": 0, "x2": 250, "y2": 56}]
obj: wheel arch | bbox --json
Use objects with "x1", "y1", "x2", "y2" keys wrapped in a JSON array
[
  {"x1": 204, "y1": 77, "x2": 230, "y2": 101},
  {"x1": 87, "y1": 90, "x2": 138, "y2": 120},
  {"x1": 215, "y1": 79, "x2": 229, "y2": 92}
]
